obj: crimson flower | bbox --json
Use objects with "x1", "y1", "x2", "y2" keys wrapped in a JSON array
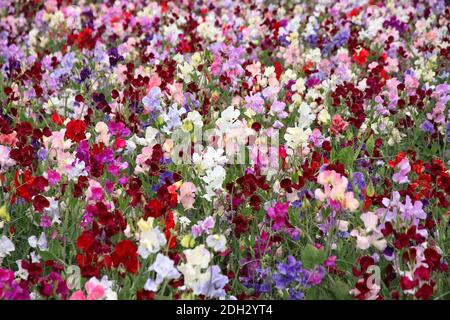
[
  {"x1": 111, "y1": 240, "x2": 139, "y2": 274},
  {"x1": 65, "y1": 119, "x2": 87, "y2": 143},
  {"x1": 32, "y1": 195, "x2": 49, "y2": 212}
]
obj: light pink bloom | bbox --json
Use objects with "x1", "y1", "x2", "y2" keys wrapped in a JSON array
[{"x1": 179, "y1": 182, "x2": 196, "y2": 209}]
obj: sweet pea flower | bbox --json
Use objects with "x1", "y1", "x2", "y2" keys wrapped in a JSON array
[
  {"x1": 315, "y1": 170, "x2": 359, "y2": 212},
  {"x1": 392, "y1": 158, "x2": 411, "y2": 184},
  {"x1": 179, "y1": 182, "x2": 196, "y2": 209}
]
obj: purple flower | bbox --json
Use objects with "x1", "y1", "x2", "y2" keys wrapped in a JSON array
[
  {"x1": 107, "y1": 47, "x2": 124, "y2": 67},
  {"x1": 392, "y1": 158, "x2": 410, "y2": 184},
  {"x1": 398, "y1": 196, "x2": 426, "y2": 224},
  {"x1": 143, "y1": 87, "x2": 162, "y2": 109},
  {"x1": 447, "y1": 122, "x2": 450, "y2": 143},
  {"x1": 191, "y1": 216, "x2": 215, "y2": 238},
  {"x1": 79, "y1": 67, "x2": 91, "y2": 82},
  {"x1": 108, "y1": 121, "x2": 131, "y2": 137},
  {"x1": 421, "y1": 120, "x2": 435, "y2": 134},
  {"x1": 200, "y1": 265, "x2": 229, "y2": 299},
  {"x1": 352, "y1": 172, "x2": 366, "y2": 190},
  {"x1": 0, "y1": 269, "x2": 30, "y2": 300},
  {"x1": 245, "y1": 92, "x2": 264, "y2": 114},
  {"x1": 332, "y1": 30, "x2": 350, "y2": 47},
  {"x1": 273, "y1": 255, "x2": 303, "y2": 290}
]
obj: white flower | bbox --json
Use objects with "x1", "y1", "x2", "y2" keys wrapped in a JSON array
[
  {"x1": 186, "y1": 110, "x2": 204, "y2": 128},
  {"x1": 216, "y1": 106, "x2": 240, "y2": 132},
  {"x1": 137, "y1": 218, "x2": 167, "y2": 258},
  {"x1": 206, "y1": 234, "x2": 227, "y2": 252},
  {"x1": 193, "y1": 147, "x2": 227, "y2": 173},
  {"x1": 350, "y1": 212, "x2": 386, "y2": 251},
  {"x1": 298, "y1": 102, "x2": 315, "y2": 127},
  {"x1": 28, "y1": 232, "x2": 48, "y2": 251},
  {"x1": 15, "y1": 260, "x2": 29, "y2": 280},
  {"x1": 284, "y1": 126, "x2": 312, "y2": 150},
  {"x1": 67, "y1": 159, "x2": 88, "y2": 181},
  {"x1": 178, "y1": 216, "x2": 192, "y2": 230},
  {"x1": 145, "y1": 254, "x2": 181, "y2": 291},
  {"x1": 184, "y1": 245, "x2": 211, "y2": 268},
  {"x1": 0, "y1": 235, "x2": 14, "y2": 260},
  {"x1": 360, "y1": 212, "x2": 378, "y2": 232},
  {"x1": 318, "y1": 108, "x2": 331, "y2": 124},
  {"x1": 202, "y1": 165, "x2": 226, "y2": 201},
  {"x1": 129, "y1": 126, "x2": 159, "y2": 148},
  {"x1": 44, "y1": 197, "x2": 63, "y2": 224}
]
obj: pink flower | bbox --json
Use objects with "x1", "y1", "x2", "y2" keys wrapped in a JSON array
[
  {"x1": 266, "y1": 202, "x2": 290, "y2": 231},
  {"x1": 315, "y1": 170, "x2": 359, "y2": 212},
  {"x1": 179, "y1": 182, "x2": 196, "y2": 209},
  {"x1": 330, "y1": 114, "x2": 349, "y2": 136},
  {"x1": 69, "y1": 290, "x2": 87, "y2": 300},
  {"x1": 86, "y1": 180, "x2": 104, "y2": 201},
  {"x1": 46, "y1": 170, "x2": 61, "y2": 186},
  {"x1": 85, "y1": 281, "x2": 105, "y2": 300},
  {"x1": 168, "y1": 82, "x2": 184, "y2": 105},
  {"x1": 392, "y1": 158, "x2": 410, "y2": 184}
]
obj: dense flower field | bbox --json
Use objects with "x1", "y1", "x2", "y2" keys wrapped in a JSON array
[{"x1": 0, "y1": 0, "x2": 449, "y2": 301}]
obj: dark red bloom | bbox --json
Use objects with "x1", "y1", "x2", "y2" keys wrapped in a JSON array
[
  {"x1": 381, "y1": 221, "x2": 393, "y2": 237},
  {"x1": 424, "y1": 248, "x2": 442, "y2": 271},
  {"x1": 76, "y1": 231, "x2": 96, "y2": 253},
  {"x1": 400, "y1": 276, "x2": 418, "y2": 291},
  {"x1": 414, "y1": 266, "x2": 430, "y2": 281},
  {"x1": 249, "y1": 194, "x2": 261, "y2": 211},
  {"x1": 414, "y1": 283, "x2": 434, "y2": 300},
  {"x1": 232, "y1": 214, "x2": 249, "y2": 237},
  {"x1": 111, "y1": 240, "x2": 139, "y2": 274},
  {"x1": 352, "y1": 255, "x2": 375, "y2": 277},
  {"x1": 145, "y1": 199, "x2": 164, "y2": 218},
  {"x1": 32, "y1": 195, "x2": 50, "y2": 212},
  {"x1": 65, "y1": 119, "x2": 87, "y2": 143},
  {"x1": 136, "y1": 290, "x2": 155, "y2": 300}
]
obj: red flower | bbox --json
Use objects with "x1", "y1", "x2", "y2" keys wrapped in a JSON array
[
  {"x1": 352, "y1": 255, "x2": 375, "y2": 277},
  {"x1": 232, "y1": 214, "x2": 249, "y2": 237},
  {"x1": 32, "y1": 195, "x2": 50, "y2": 212},
  {"x1": 414, "y1": 266, "x2": 430, "y2": 281},
  {"x1": 111, "y1": 240, "x2": 139, "y2": 274},
  {"x1": 51, "y1": 112, "x2": 64, "y2": 126},
  {"x1": 352, "y1": 48, "x2": 369, "y2": 66},
  {"x1": 415, "y1": 283, "x2": 434, "y2": 300},
  {"x1": 136, "y1": 290, "x2": 155, "y2": 300},
  {"x1": 145, "y1": 199, "x2": 164, "y2": 218},
  {"x1": 10, "y1": 145, "x2": 35, "y2": 167},
  {"x1": 65, "y1": 119, "x2": 87, "y2": 143},
  {"x1": 76, "y1": 231, "x2": 96, "y2": 253},
  {"x1": 424, "y1": 248, "x2": 442, "y2": 271},
  {"x1": 249, "y1": 194, "x2": 261, "y2": 211},
  {"x1": 381, "y1": 221, "x2": 393, "y2": 237},
  {"x1": 273, "y1": 61, "x2": 283, "y2": 80},
  {"x1": 394, "y1": 232, "x2": 410, "y2": 250},
  {"x1": 400, "y1": 276, "x2": 418, "y2": 291}
]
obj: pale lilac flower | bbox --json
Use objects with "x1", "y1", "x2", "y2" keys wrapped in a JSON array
[{"x1": 392, "y1": 158, "x2": 410, "y2": 184}]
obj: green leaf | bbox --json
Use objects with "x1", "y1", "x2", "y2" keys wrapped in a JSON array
[
  {"x1": 335, "y1": 146, "x2": 354, "y2": 167},
  {"x1": 288, "y1": 206, "x2": 298, "y2": 226},
  {"x1": 301, "y1": 244, "x2": 327, "y2": 269},
  {"x1": 330, "y1": 280, "x2": 352, "y2": 300},
  {"x1": 38, "y1": 250, "x2": 57, "y2": 261},
  {"x1": 366, "y1": 135, "x2": 375, "y2": 155}
]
